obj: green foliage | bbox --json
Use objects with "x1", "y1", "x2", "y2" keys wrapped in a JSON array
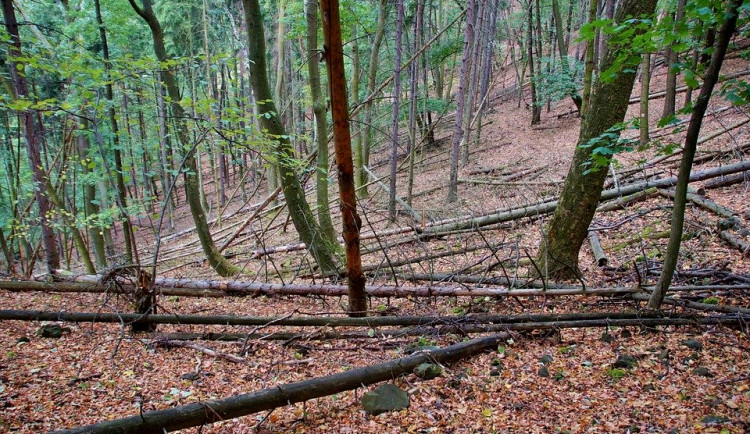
[
  {"x1": 533, "y1": 56, "x2": 584, "y2": 106},
  {"x1": 606, "y1": 368, "x2": 627, "y2": 381},
  {"x1": 578, "y1": 121, "x2": 638, "y2": 173}
]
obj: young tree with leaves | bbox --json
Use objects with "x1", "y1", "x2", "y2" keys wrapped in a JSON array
[
  {"x1": 128, "y1": 0, "x2": 239, "y2": 277},
  {"x1": 242, "y1": 0, "x2": 339, "y2": 275},
  {"x1": 648, "y1": 0, "x2": 742, "y2": 309}
]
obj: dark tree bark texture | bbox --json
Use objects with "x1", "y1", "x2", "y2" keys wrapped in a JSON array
[{"x1": 534, "y1": 0, "x2": 657, "y2": 280}]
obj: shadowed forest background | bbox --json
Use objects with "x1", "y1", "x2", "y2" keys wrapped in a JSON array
[{"x1": 0, "y1": 0, "x2": 748, "y2": 432}]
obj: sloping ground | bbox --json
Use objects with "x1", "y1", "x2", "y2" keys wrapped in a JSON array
[{"x1": 1, "y1": 44, "x2": 749, "y2": 432}]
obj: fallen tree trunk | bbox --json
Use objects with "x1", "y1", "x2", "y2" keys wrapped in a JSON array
[
  {"x1": 588, "y1": 232, "x2": 608, "y2": 267},
  {"x1": 43, "y1": 273, "x2": 644, "y2": 297},
  {"x1": 627, "y1": 69, "x2": 750, "y2": 104},
  {"x1": 2, "y1": 309, "x2": 706, "y2": 328},
  {"x1": 7, "y1": 278, "x2": 750, "y2": 299},
  {"x1": 423, "y1": 160, "x2": 750, "y2": 234},
  {"x1": 155, "y1": 314, "x2": 746, "y2": 341},
  {"x1": 703, "y1": 171, "x2": 749, "y2": 189},
  {"x1": 659, "y1": 189, "x2": 750, "y2": 255},
  {"x1": 53, "y1": 332, "x2": 510, "y2": 434}
]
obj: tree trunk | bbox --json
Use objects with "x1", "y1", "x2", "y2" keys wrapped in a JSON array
[
  {"x1": 51, "y1": 334, "x2": 510, "y2": 434},
  {"x1": 534, "y1": 0, "x2": 658, "y2": 280},
  {"x1": 580, "y1": 0, "x2": 598, "y2": 116},
  {"x1": 388, "y1": 0, "x2": 405, "y2": 220},
  {"x1": 95, "y1": 0, "x2": 134, "y2": 264},
  {"x1": 526, "y1": 0, "x2": 541, "y2": 125},
  {"x1": 1, "y1": 0, "x2": 61, "y2": 272},
  {"x1": 447, "y1": 0, "x2": 476, "y2": 203},
  {"x1": 648, "y1": 0, "x2": 740, "y2": 309},
  {"x1": 241, "y1": 0, "x2": 338, "y2": 275},
  {"x1": 552, "y1": 0, "x2": 582, "y2": 111},
  {"x1": 406, "y1": 0, "x2": 425, "y2": 206},
  {"x1": 359, "y1": 0, "x2": 388, "y2": 198},
  {"x1": 319, "y1": 0, "x2": 367, "y2": 317},
  {"x1": 305, "y1": 0, "x2": 337, "y2": 246},
  {"x1": 76, "y1": 120, "x2": 107, "y2": 269},
  {"x1": 662, "y1": 0, "x2": 686, "y2": 119},
  {"x1": 128, "y1": 0, "x2": 238, "y2": 277},
  {"x1": 640, "y1": 53, "x2": 651, "y2": 146}
]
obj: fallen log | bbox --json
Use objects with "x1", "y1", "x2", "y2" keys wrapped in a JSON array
[
  {"x1": 7, "y1": 278, "x2": 750, "y2": 299},
  {"x1": 627, "y1": 69, "x2": 750, "y2": 104},
  {"x1": 588, "y1": 232, "x2": 609, "y2": 267},
  {"x1": 3, "y1": 309, "x2": 702, "y2": 328},
  {"x1": 397, "y1": 272, "x2": 577, "y2": 289},
  {"x1": 595, "y1": 187, "x2": 657, "y2": 213},
  {"x1": 52, "y1": 333, "x2": 511, "y2": 434},
  {"x1": 703, "y1": 171, "x2": 749, "y2": 189},
  {"x1": 629, "y1": 294, "x2": 750, "y2": 314},
  {"x1": 659, "y1": 189, "x2": 750, "y2": 255},
  {"x1": 44, "y1": 273, "x2": 643, "y2": 298},
  {"x1": 155, "y1": 315, "x2": 746, "y2": 341},
  {"x1": 423, "y1": 160, "x2": 750, "y2": 234}
]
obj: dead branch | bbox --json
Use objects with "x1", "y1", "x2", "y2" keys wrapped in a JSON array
[{"x1": 52, "y1": 332, "x2": 509, "y2": 434}]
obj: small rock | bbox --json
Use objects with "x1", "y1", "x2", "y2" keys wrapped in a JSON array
[
  {"x1": 681, "y1": 339, "x2": 703, "y2": 351},
  {"x1": 180, "y1": 372, "x2": 201, "y2": 381},
  {"x1": 36, "y1": 324, "x2": 71, "y2": 339},
  {"x1": 600, "y1": 332, "x2": 614, "y2": 343},
  {"x1": 538, "y1": 366, "x2": 550, "y2": 377},
  {"x1": 361, "y1": 384, "x2": 409, "y2": 415},
  {"x1": 613, "y1": 355, "x2": 638, "y2": 369},
  {"x1": 657, "y1": 349, "x2": 670, "y2": 361},
  {"x1": 539, "y1": 354, "x2": 553, "y2": 365},
  {"x1": 739, "y1": 228, "x2": 750, "y2": 237},
  {"x1": 693, "y1": 367, "x2": 713, "y2": 377},
  {"x1": 414, "y1": 363, "x2": 442, "y2": 380},
  {"x1": 701, "y1": 415, "x2": 729, "y2": 425}
]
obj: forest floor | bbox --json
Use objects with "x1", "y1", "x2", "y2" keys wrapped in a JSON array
[{"x1": 1, "y1": 53, "x2": 749, "y2": 433}]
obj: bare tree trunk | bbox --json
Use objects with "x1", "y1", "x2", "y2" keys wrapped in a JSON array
[
  {"x1": 662, "y1": 0, "x2": 686, "y2": 119},
  {"x1": 552, "y1": 0, "x2": 582, "y2": 111},
  {"x1": 388, "y1": 0, "x2": 405, "y2": 221},
  {"x1": 447, "y1": 0, "x2": 476, "y2": 203},
  {"x1": 305, "y1": 0, "x2": 337, "y2": 245},
  {"x1": 648, "y1": 0, "x2": 740, "y2": 309},
  {"x1": 526, "y1": 0, "x2": 541, "y2": 124},
  {"x1": 406, "y1": 0, "x2": 425, "y2": 206},
  {"x1": 359, "y1": 0, "x2": 388, "y2": 198},
  {"x1": 640, "y1": 53, "x2": 650, "y2": 146},
  {"x1": 76, "y1": 119, "x2": 107, "y2": 269},
  {"x1": 319, "y1": 0, "x2": 367, "y2": 316},
  {"x1": 95, "y1": 0, "x2": 134, "y2": 264},
  {"x1": 1, "y1": 0, "x2": 60, "y2": 272}
]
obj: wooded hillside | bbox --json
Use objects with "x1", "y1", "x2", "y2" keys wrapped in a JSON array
[{"x1": 0, "y1": 0, "x2": 748, "y2": 432}]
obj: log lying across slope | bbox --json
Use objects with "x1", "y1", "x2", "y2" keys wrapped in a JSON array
[
  {"x1": 1, "y1": 309, "x2": 725, "y2": 328},
  {"x1": 53, "y1": 333, "x2": 510, "y2": 434},
  {"x1": 424, "y1": 160, "x2": 750, "y2": 234}
]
